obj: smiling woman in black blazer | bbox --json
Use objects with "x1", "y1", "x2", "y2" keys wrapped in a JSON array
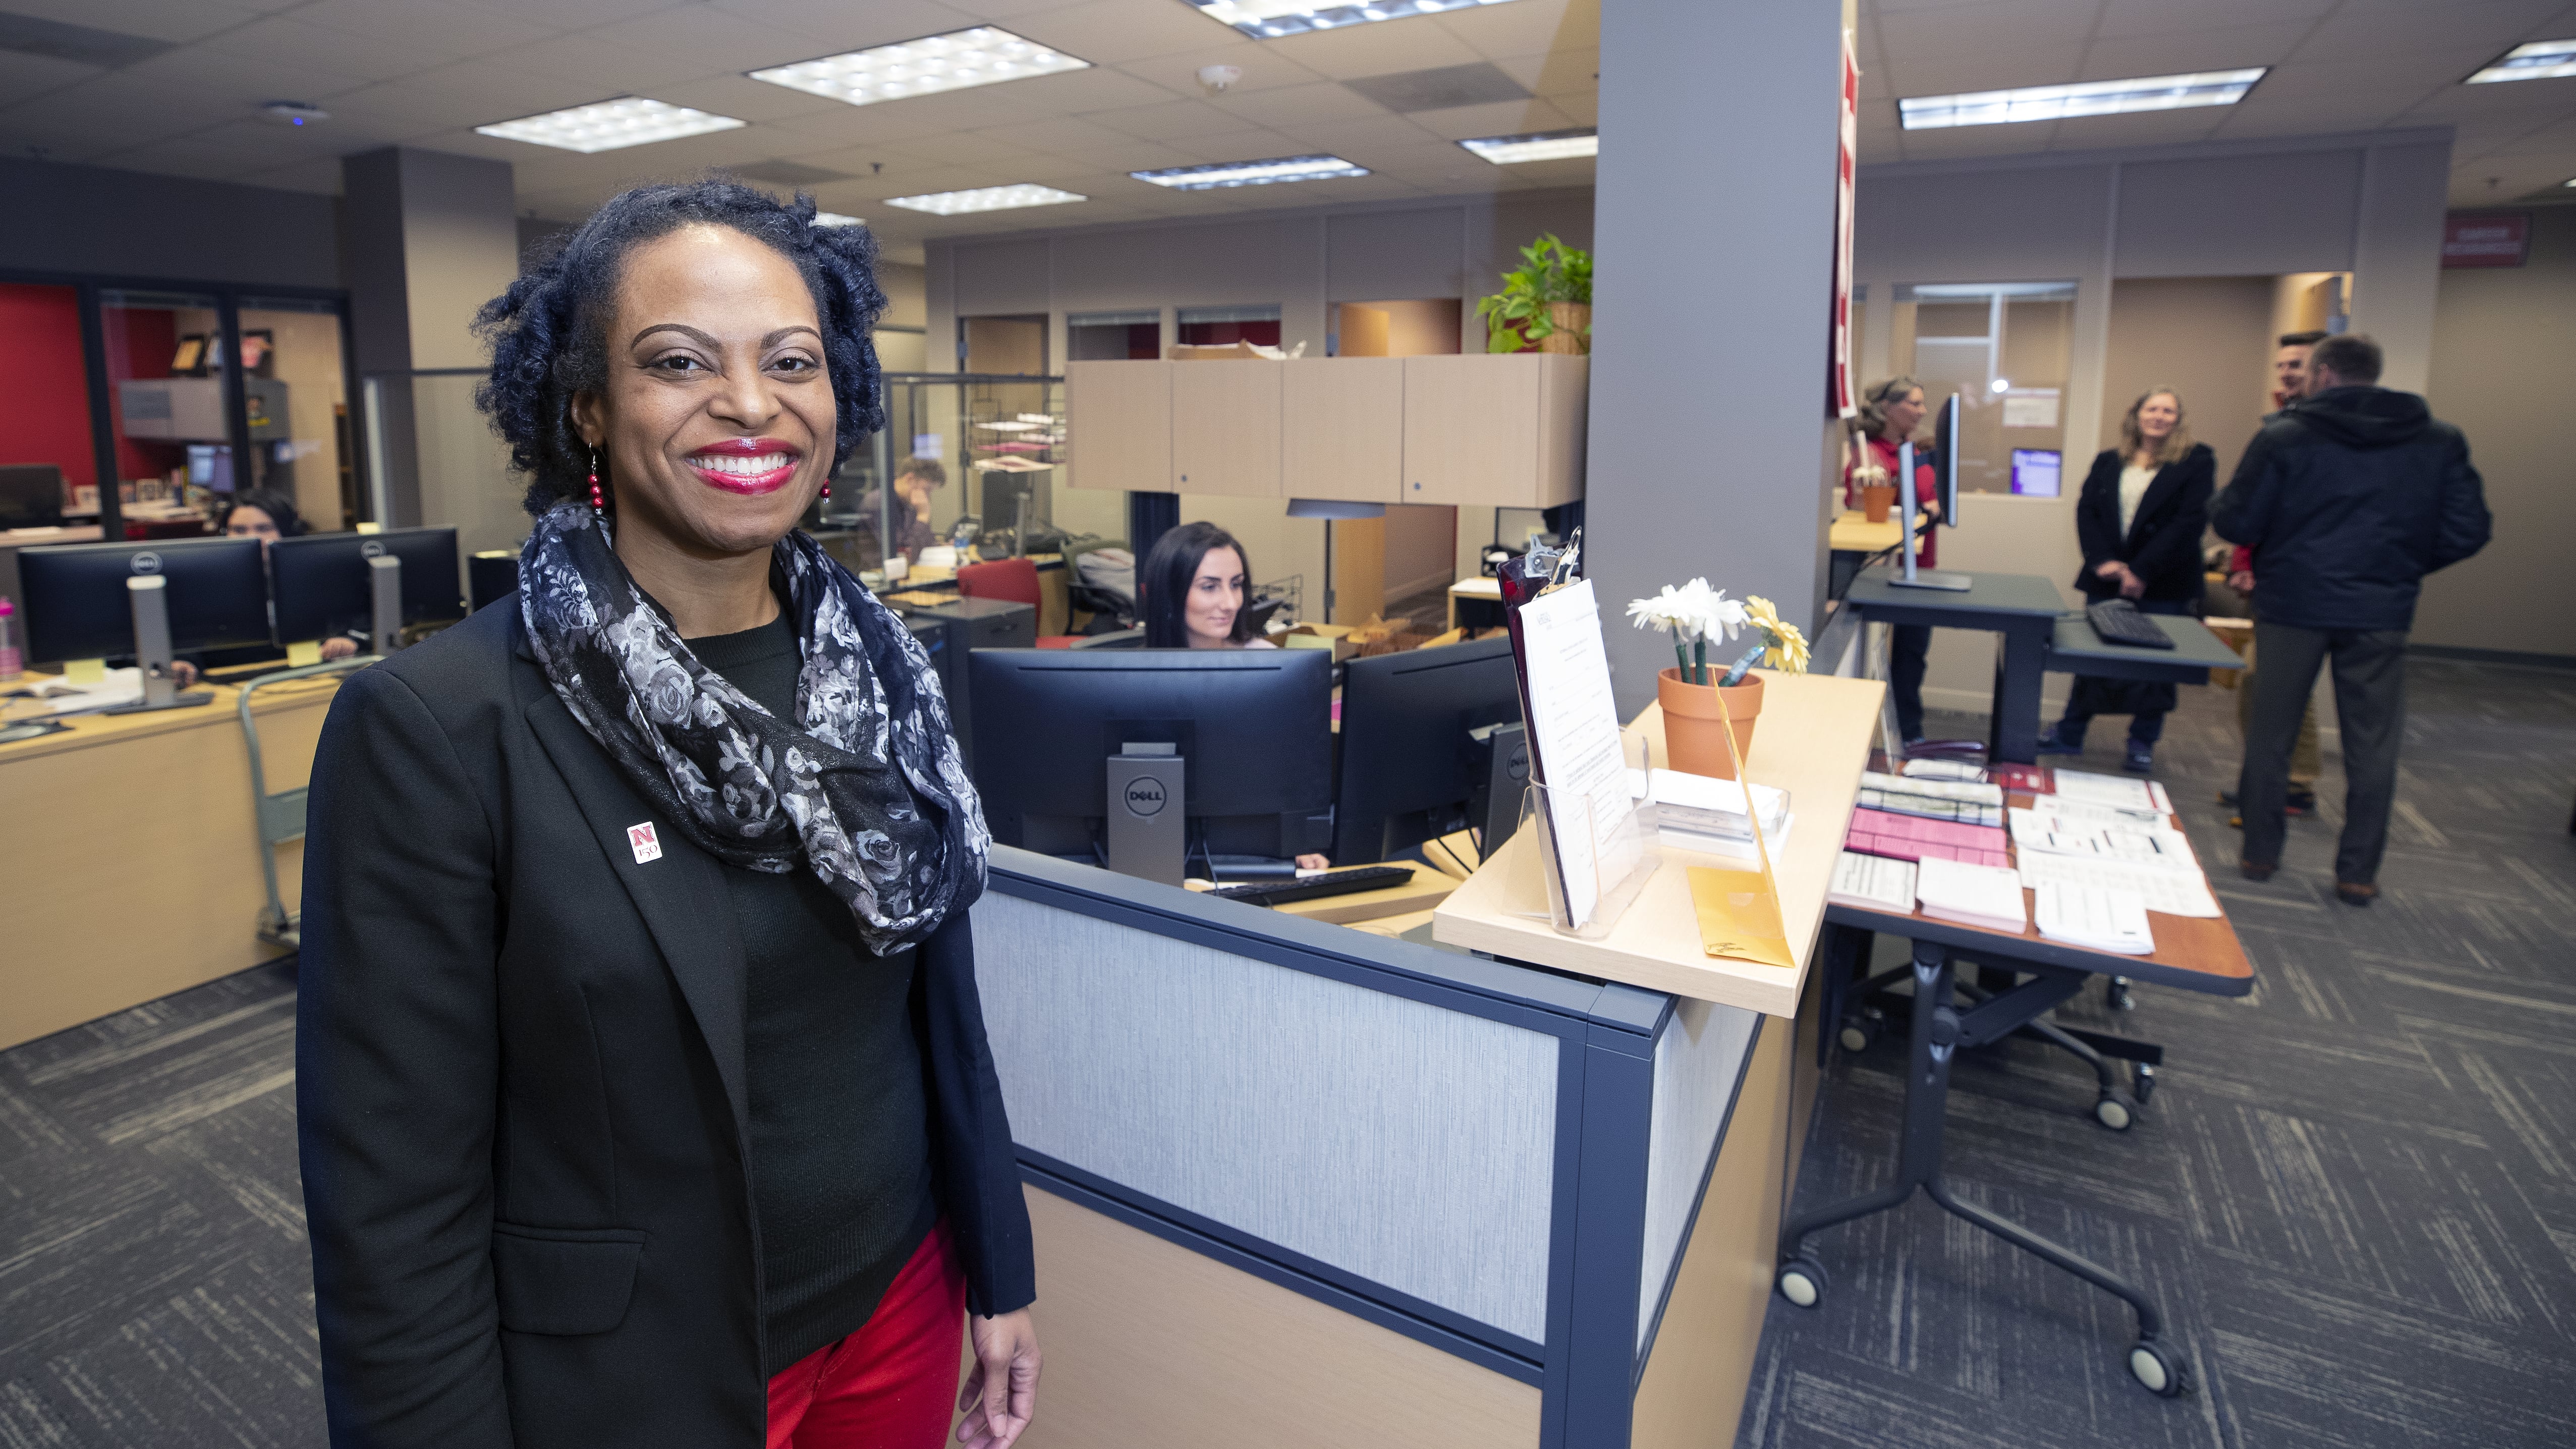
[
  {"x1": 2035, "y1": 387, "x2": 2215, "y2": 774},
  {"x1": 296, "y1": 182, "x2": 1037, "y2": 1449}
]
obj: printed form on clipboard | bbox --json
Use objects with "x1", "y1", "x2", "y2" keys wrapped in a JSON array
[{"x1": 1510, "y1": 578, "x2": 1646, "y2": 932}]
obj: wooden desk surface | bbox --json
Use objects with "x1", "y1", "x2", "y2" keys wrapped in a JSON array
[
  {"x1": 1823, "y1": 789, "x2": 2254, "y2": 997},
  {"x1": 1826, "y1": 510, "x2": 1916, "y2": 553},
  {"x1": 1433, "y1": 671, "x2": 1887, "y2": 1017},
  {"x1": 1188, "y1": 862, "x2": 1457, "y2": 925},
  {"x1": 1, "y1": 669, "x2": 347, "y2": 764},
  {"x1": 1448, "y1": 577, "x2": 1502, "y2": 599}
]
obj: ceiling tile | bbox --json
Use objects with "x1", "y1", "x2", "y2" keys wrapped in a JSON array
[
  {"x1": 1006, "y1": 0, "x2": 1236, "y2": 65},
  {"x1": 0, "y1": 0, "x2": 266, "y2": 45},
  {"x1": 441, "y1": 0, "x2": 677, "y2": 27},
  {"x1": 2289, "y1": 0, "x2": 2570, "y2": 66},
  {"x1": 0, "y1": 47, "x2": 99, "y2": 107},
  {"x1": 973, "y1": 115, "x2": 1146, "y2": 154},
  {"x1": 2089, "y1": 0, "x2": 2335, "y2": 42},
  {"x1": 1084, "y1": 95, "x2": 1242, "y2": 139},
  {"x1": 761, "y1": 103, "x2": 958, "y2": 149},
  {"x1": 115, "y1": 44, "x2": 376, "y2": 106},
  {"x1": 195, "y1": 17, "x2": 444, "y2": 85},
  {"x1": 293, "y1": 1, "x2": 562, "y2": 65},
  {"x1": 702, "y1": 0, "x2": 985, "y2": 50},
  {"x1": 2076, "y1": 23, "x2": 2316, "y2": 82},
  {"x1": 1404, "y1": 96, "x2": 1572, "y2": 140},
  {"x1": 2204, "y1": 91, "x2": 2422, "y2": 139},
  {"x1": 1486, "y1": 46, "x2": 1593, "y2": 96},
  {"x1": 992, "y1": 65, "x2": 1185, "y2": 113},
  {"x1": 488, "y1": 33, "x2": 713, "y2": 92},
  {"x1": 1210, "y1": 79, "x2": 1387, "y2": 127},
  {"x1": 1895, "y1": 119, "x2": 2064, "y2": 163},
  {"x1": 1878, "y1": 44, "x2": 2086, "y2": 101},
  {"x1": 585, "y1": 5, "x2": 830, "y2": 72},
  {"x1": 648, "y1": 74, "x2": 843, "y2": 125},
  {"x1": 2044, "y1": 108, "x2": 2232, "y2": 151},
  {"x1": 1548, "y1": 90, "x2": 1593, "y2": 125},
  {"x1": 1432, "y1": 0, "x2": 1595, "y2": 63},
  {"x1": 899, "y1": 130, "x2": 1037, "y2": 165},
  {"x1": 1277, "y1": 113, "x2": 1445, "y2": 150},
  {"x1": 1158, "y1": 125, "x2": 1304, "y2": 161},
  {"x1": 1051, "y1": 136, "x2": 1202, "y2": 171},
  {"x1": 1112, "y1": 41, "x2": 1319, "y2": 99},
  {"x1": 1262, "y1": 15, "x2": 1487, "y2": 80}
]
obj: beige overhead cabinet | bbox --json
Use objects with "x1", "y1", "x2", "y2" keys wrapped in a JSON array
[{"x1": 1067, "y1": 353, "x2": 1585, "y2": 509}]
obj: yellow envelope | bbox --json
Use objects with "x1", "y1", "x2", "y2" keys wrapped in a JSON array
[{"x1": 1685, "y1": 673, "x2": 1795, "y2": 969}]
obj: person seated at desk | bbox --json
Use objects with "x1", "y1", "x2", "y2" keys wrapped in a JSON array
[
  {"x1": 2035, "y1": 388, "x2": 2214, "y2": 775},
  {"x1": 1842, "y1": 376, "x2": 1943, "y2": 744},
  {"x1": 168, "y1": 489, "x2": 362, "y2": 686},
  {"x1": 1141, "y1": 522, "x2": 1333, "y2": 871}
]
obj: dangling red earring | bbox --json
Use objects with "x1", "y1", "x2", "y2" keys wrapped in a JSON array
[
  {"x1": 587, "y1": 448, "x2": 606, "y2": 516},
  {"x1": 820, "y1": 482, "x2": 831, "y2": 500}
]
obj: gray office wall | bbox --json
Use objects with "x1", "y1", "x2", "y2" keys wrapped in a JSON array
[
  {"x1": 1587, "y1": 0, "x2": 1846, "y2": 713},
  {"x1": 0, "y1": 156, "x2": 339, "y2": 288}
]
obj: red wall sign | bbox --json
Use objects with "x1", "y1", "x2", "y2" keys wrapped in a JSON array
[{"x1": 2442, "y1": 213, "x2": 2530, "y2": 268}]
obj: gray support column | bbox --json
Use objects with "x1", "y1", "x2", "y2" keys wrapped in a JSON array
[
  {"x1": 341, "y1": 147, "x2": 518, "y2": 526},
  {"x1": 1587, "y1": 1, "x2": 1851, "y2": 714}
]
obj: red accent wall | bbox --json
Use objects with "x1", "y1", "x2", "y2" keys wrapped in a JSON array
[
  {"x1": 99, "y1": 306, "x2": 180, "y2": 483},
  {"x1": 0, "y1": 284, "x2": 98, "y2": 491}
]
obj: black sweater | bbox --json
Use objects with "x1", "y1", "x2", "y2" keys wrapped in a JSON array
[
  {"x1": 2069, "y1": 443, "x2": 2214, "y2": 604},
  {"x1": 689, "y1": 613, "x2": 939, "y2": 1377}
]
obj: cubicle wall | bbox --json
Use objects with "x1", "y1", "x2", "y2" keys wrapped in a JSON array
[{"x1": 974, "y1": 851, "x2": 1788, "y2": 1448}]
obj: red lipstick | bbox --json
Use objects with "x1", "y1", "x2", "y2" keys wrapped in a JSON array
[{"x1": 685, "y1": 438, "x2": 802, "y2": 495}]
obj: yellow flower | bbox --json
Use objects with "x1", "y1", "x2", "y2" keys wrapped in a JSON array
[{"x1": 1744, "y1": 595, "x2": 1811, "y2": 675}]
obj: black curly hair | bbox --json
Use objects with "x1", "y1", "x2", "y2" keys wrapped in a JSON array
[{"x1": 473, "y1": 179, "x2": 889, "y2": 517}]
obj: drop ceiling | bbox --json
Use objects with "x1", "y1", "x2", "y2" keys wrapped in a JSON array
[{"x1": 0, "y1": 0, "x2": 2570, "y2": 271}]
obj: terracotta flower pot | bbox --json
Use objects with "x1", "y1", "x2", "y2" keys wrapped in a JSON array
[
  {"x1": 1540, "y1": 301, "x2": 1591, "y2": 355},
  {"x1": 1862, "y1": 484, "x2": 1897, "y2": 523},
  {"x1": 1657, "y1": 667, "x2": 1764, "y2": 780}
]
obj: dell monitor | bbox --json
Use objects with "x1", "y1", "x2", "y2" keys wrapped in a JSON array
[
  {"x1": 967, "y1": 648, "x2": 1332, "y2": 877},
  {"x1": 1331, "y1": 635, "x2": 1523, "y2": 864},
  {"x1": 19, "y1": 537, "x2": 268, "y2": 711},
  {"x1": 1889, "y1": 392, "x2": 1970, "y2": 591},
  {"x1": 0, "y1": 465, "x2": 65, "y2": 530},
  {"x1": 1931, "y1": 391, "x2": 1961, "y2": 524},
  {"x1": 269, "y1": 527, "x2": 464, "y2": 653}
]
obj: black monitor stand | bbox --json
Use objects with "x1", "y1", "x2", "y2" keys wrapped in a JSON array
[
  {"x1": 1885, "y1": 441, "x2": 1970, "y2": 592},
  {"x1": 100, "y1": 575, "x2": 213, "y2": 714}
]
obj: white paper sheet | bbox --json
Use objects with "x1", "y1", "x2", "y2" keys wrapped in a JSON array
[
  {"x1": 1516, "y1": 579, "x2": 1643, "y2": 930},
  {"x1": 2013, "y1": 851, "x2": 2220, "y2": 918},
  {"x1": 2049, "y1": 769, "x2": 2163, "y2": 812},
  {"x1": 2008, "y1": 808, "x2": 2199, "y2": 871},
  {"x1": 1829, "y1": 851, "x2": 1917, "y2": 912},
  {"x1": 2001, "y1": 389, "x2": 2060, "y2": 429},
  {"x1": 2034, "y1": 880, "x2": 2153, "y2": 954}
]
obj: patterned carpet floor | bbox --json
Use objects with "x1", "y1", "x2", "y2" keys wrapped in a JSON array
[
  {"x1": 1737, "y1": 658, "x2": 2576, "y2": 1449},
  {"x1": 0, "y1": 660, "x2": 2569, "y2": 1446}
]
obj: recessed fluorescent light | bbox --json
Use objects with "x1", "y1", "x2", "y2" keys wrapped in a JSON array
[
  {"x1": 883, "y1": 184, "x2": 1085, "y2": 216},
  {"x1": 1899, "y1": 69, "x2": 2266, "y2": 130},
  {"x1": 475, "y1": 96, "x2": 744, "y2": 153},
  {"x1": 814, "y1": 211, "x2": 865, "y2": 227},
  {"x1": 1183, "y1": 0, "x2": 1526, "y2": 41},
  {"x1": 2469, "y1": 39, "x2": 2576, "y2": 83},
  {"x1": 1459, "y1": 127, "x2": 1596, "y2": 164},
  {"x1": 1131, "y1": 155, "x2": 1367, "y2": 190},
  {"x1": 749, "y1": 27, "x2": 1087, "y2": 107}
]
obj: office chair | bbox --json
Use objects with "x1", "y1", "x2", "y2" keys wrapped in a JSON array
[{"x1": 956, "y1": 556, "x2": 1083, "y2": 649}]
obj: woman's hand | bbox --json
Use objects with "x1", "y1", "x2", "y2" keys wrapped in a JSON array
[
  {"x1": 2094, "y1": 561, "x2": 2125, "y2": 580},
  {"x1": 1919, "y1": 497, "x2": 1941, "y2": 525},
  {"x1": 171, "y1": 660, "x2": 199, "y2": 688},
  {"x1": 1296, "y1": 854, "x2": 1331, "y2": 872},
  {"x1": 321, "y1": 637, "x2": 359, "y2": 661},
  {"x1": 2117, "y1": 568, "x2": 2146, "y2": 600},
  {"x1": 957, "y1": 1310, "x2": 1040, "y2": 1449}
]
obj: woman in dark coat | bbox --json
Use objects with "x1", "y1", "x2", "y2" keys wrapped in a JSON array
[
  {"x1": 296, "y1": 181, "x2": 1038, "y2": 1449},
  {"x1": 2035, "y1": 387, "x2": 2215, "y2": 774}
]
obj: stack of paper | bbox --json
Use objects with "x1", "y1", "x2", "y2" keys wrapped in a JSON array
[
  {"x1": 1858, "y1": 770, "x2": 2005, "y2": 827},
  {"x1": 2049, "y1": 769, "x2": 2173, "y2": 815},
  {"x1": 1630, "y1": 768, "x2": 1790, "y2": 841},
  {"x1": 1664, "y1": 814, "x2": 1795, "y2": 860},
  {"x1": 2008, "y1": 808, "x2": 2197, "y2": 870},
  {"x1": 1845, "y1": 808, "x2": 2009, "y2": 867},
  {"x1": 2034, "y1": 881, "x2": 2155, "y2": 955},
  {"x1": 1901, "y1": 758, "x2": 1989, "y2": 784},
  {"x1": 1915, "y1": 856, "x2": 2028, "y2": 933},
  {"x1": 2016, "y1": 852, "x2": 2220, "y2": 918},
  {"x1": 1829, "y1": 851, "x2": 1917, "y2": 912}
]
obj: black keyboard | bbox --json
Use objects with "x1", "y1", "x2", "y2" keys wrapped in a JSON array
[
  {"x1": 2086, "y1": 600, "x2": 2175, "y2": 649},
  {"x1": 1205, "y1": 865, "x2": 1416, "y2": 907}
]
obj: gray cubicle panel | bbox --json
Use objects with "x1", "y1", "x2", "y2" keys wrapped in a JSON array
[{"x1": 972, "y1": 848, "x2": 1778, "y2": 1448}]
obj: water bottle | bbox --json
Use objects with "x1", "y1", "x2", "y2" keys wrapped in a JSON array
[{"x1": 0, "y1": 596, "x2": 20, "y2": 681}]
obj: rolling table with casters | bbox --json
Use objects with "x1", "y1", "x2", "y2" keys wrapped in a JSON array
[
  {"x1": 1840, "y1": 568, "x2": 2068, "y2": 764},
  {"x1": 1779, "y1": 796, "x2": 2254, "y2": 1399}
]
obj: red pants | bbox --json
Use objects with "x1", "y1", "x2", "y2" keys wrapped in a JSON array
[{"x1": 766, "y1": 1221, "x2": 968, "y2": 1449}]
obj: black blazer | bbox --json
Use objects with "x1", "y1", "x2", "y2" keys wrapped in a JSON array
[
  {"x1": 2070, "y1": 443, "x2": 2214, "y2": 603},
  {"x1": 296, "y1": 600, "x2": 1035, "y2": 1448}
]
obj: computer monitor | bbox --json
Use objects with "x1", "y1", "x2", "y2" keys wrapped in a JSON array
[
  {"x1": 1331, "y1": 636, "x2": 1521, "y2": 864},
  {"x1": 968, "y1": 648, "x2": 1333, "y2": 864},
  {"x1": 1931, "y1": 391, "x2": 1961, "y2": 525},
  {"x1": 19, "y1": 536, "x2": 268, "y2": 664},
  {"x1": 0, "y1": 464, "x2": 65, "y2": 530},
  {"x1": 269, "y1": 527, "x2": 464, "y2": 650}
]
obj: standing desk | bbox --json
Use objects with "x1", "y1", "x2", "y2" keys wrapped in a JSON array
[
  {"x1": 1781, "y1": 791, "x2": 2253, "y2": 1397},
  {"x1": 1840, "y1": 568, "x2": 2067, "y2": 763},
  {"x1": 2043, "y1": 610, "x2": 2244, "y2": 685}
]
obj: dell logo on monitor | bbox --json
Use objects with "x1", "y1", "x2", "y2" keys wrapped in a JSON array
[
  {"x1": 1122, "y1": 778, "x2": 1168, "y2": 817},
  {"x1": 361, "y1": 540, "x2": 386, "y2": 559},
  {"x1": 130, "y1": 551, "x2": 162, "y2": 576}
]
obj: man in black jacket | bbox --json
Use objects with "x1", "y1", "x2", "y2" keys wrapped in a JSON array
[{"x1": 2212, "y1": 333, "x2": 2490, "y2": 905}]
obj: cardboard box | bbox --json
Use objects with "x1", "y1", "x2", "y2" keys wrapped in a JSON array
[
  {"x1": 1280, "y1": 622, "x2": 1356, "y2": 663},
  {"x1": 1169, "y1": 341, "x2": 1264, "y2": 361}
]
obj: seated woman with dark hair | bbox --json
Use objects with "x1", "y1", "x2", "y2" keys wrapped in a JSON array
[
  {"x1": 1138, "y1": 520, "x2": 1273, "y2": 650},
  {"x1": 169, "y1": 487, "x2": 363, "y2": 685}
]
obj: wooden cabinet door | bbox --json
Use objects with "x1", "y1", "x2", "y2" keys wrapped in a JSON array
[
  {"x1": 1065, "y1": 361, "x2": 1170, "y2": 492},
  {"x1": 1280, "y1": 358, "x2": 1403, "y2": 503},
  {"x1": 1170, "y1": 360, "x2": 1282, "y2": 498},
  {"x1": 1401, "y1": 355, "x2": 1538, "y2": 507}
]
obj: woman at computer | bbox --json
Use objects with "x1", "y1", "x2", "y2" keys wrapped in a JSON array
[
  {"x1": 297, "y1": 182, "x2": 1039, "y2": 1449},
  {"x1": 1843, "y1": 376, "x2": 1943, "y2": 744},
  {"x1": 2035, "y1": 387, "x2": 2214, "y2": 774},
  {"x1": 167, "y1": 488, "x2": 360, "y2": 685}
]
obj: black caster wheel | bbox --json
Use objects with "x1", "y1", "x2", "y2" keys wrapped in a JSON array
[
  {"x1": 1836, "y1": 1008, "x2": 1883, "y2": 1054},
  {"x1": 2095, "y1": 1090, "x2": 2140, "y2": 1132},
  {"x1": 1775, "y1": 1256, "x2": 1829, "y2": 1309},
  {"x1": 2106, "y1": 975, "x2": 2135, "y2": 1011},
  {"x1": 2127, "y1": 1339, "x2": 2190, "y2": 1397},
  {"x1": 2134, "y1": 1063, "x2": 2157, "y2": 1104}
]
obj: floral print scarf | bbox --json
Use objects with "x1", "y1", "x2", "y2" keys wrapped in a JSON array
[{"x1": 518, "y1": 501, "x2": 987, "y2": 954}]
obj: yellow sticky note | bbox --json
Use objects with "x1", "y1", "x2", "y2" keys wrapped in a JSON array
[
  {"x1": 1688, "y1": 866, "x2": 1797, "y2": 969},
  {"x1": 287, "y1": 640, "x2": 323, "y2": 666},
  {"x1": 64, "y1": 657, "x2": 106, "y2": 684}
]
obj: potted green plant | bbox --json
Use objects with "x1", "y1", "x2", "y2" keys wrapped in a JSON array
[
  {"x1": 1627, "y1": 582, "x2": 1810, "y2": 779},
  {"x1": 1476, "y1": 233, "x2": 1592, "y2": 355}
]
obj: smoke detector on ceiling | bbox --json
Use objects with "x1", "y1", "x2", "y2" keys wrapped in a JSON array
[
  {"x1": 1197, "y1": 65, "x2": 1243, "y2": 94},
  {"x1": 261, "y1": 101, "x2": 329, "y2": 128}
]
